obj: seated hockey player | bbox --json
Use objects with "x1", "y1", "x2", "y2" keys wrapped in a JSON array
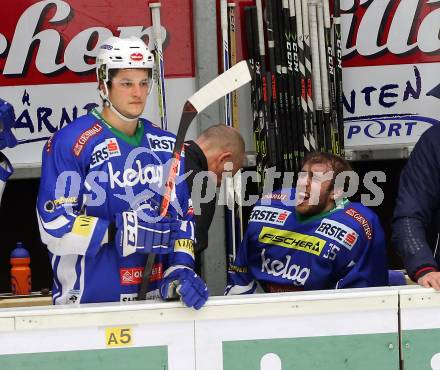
[
  {"x1": 225, "y1": 151, "x2": 388, "y2": 295},
  {"x1": 37, "y1": 36, "x2": 208, "y2": 309},
  {"x1": 0, "y1": 98, "x2": 17, "y2": 205}
]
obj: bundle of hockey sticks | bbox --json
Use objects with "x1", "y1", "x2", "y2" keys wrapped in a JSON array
[{"x1": 243, "y1": 0, "x2": 344, "y2": 193}]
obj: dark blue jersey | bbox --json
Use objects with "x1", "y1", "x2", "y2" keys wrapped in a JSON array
[
  {"x1": 37, "y1": 110, "x2": 194, "y2": 304},
  {"x1": 226, "y1": 189, "x2": 388, "y2": 295}
]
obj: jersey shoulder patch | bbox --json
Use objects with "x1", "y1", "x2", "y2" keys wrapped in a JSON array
[{"x1": 342, "y1": 203, "x2": 375, "y2": 240}]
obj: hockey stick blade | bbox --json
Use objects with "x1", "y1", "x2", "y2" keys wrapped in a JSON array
[
  {"x1": 189, "y1": 60, "x2": 251, "y2": 114},
  {"x1": 138, "y1": 60, "x2": 252, "y2": 300}
]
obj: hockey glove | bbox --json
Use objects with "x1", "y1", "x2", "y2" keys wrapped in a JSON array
[
  {"x1": 159, "y1": 265, "x2": 209, "y2": 310},
  {"x1": 0, "y1": 98, "x2": 17, "y2": 150},
  {"x1": 114, "y1": 210, "x2": 181, "y2": 257}
]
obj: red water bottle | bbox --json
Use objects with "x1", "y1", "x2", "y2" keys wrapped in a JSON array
[{"x1": 10, "y1": 242, "x2": 31, "y2": 295}]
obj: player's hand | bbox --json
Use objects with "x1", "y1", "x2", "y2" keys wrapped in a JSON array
[
  {"x1": 417, "y1": 271, "x2": 440, "y2": 291},
  {"x1": 159, "y1": 265, "x2": 209, "y2": 310},
  {"x1": 114, "y1": 209, "x2": 181, "y2": 257}
]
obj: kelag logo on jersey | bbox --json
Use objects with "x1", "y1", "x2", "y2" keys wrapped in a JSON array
[
  {"x1": 315, "y1": 219, "x2": 359, "y2": 250},
  {"x1": 249, "y1": 206, "x2": 291, "y2": 226},
  {"x1": 147, "y1": 133, "x2": 176, "y2": 153},
  {"x1": 108, "y1": 160, "x2": 163, "y2": 189},
  {"x1": 90, "y1": 138, "x2": 121, "y2": 168},
  {"x1": 260, "y1": 248, "x2": 310, "y2": 286}
]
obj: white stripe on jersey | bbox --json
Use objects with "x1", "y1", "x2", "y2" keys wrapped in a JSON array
[
  {"x1": 53, "y1": 254, "x2": 82, "y2": 305},
  {"x1": 225, "y1": 281, "x2": 257, "y2": 295}
]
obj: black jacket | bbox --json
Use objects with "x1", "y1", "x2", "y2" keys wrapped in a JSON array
[
  {"x1": 184, "y1": 141, "x2": 217, "y2": 256},
  {"x1": 392, "y1": 124, "x2": 440, "y2": 280}
]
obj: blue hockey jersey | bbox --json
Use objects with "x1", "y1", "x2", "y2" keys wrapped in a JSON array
[
  {"x1": 226, "y1": 189, "x2": 388, "y2": 295},
  {"x1": 37, "y1": 110, "x2": 195, "y2": 304}
]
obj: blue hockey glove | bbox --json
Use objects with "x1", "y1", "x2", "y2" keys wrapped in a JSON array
[
  {"x1": 114, "y1": 210, "x2": 181, "y2": 257},
  {"x1": 0, "y1": 98, "x2": 17, "y2": 150},
  {"x1": 159, "y1": 265, "x2": 209, "y2": 310}
]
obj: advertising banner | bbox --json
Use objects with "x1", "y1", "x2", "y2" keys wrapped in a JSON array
[{"x1": 343, "y1": 0, "x2": 440, "y2": 152}]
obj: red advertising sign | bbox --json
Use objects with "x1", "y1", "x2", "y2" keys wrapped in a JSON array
[
  {"x1": 0, "y1": 0, "x2": 194, "y2": 87},
  {"x1": 343, "y1": 0, "x2": 440, "y2": 67}
]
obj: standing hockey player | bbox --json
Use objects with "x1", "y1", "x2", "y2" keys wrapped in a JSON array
[
  {"x1": 226, "y1": 152, "x2": 388, "y2": 294},
  {"x1": 0, "y1": 98, "x2": 17, "y2": 204},
  {"x1": 37, "y1": 36, "x2": 208, "y2": 309}
]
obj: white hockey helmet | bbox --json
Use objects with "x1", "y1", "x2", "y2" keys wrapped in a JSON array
[
  {"x1": 96, "y1": 36, "x2": 154, "y2": 83},
  {"x1": 95, "y1": 36, "x2": 155, "y2": 122}
]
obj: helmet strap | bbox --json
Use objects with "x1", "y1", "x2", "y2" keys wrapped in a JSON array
[{"x1": 99, "y1": 82, "x2": 142, "y2": 123}]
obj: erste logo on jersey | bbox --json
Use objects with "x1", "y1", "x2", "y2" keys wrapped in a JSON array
[
  {"x1": 147, "y1": 133, "x2": 176, "y2": 153},
  {"x1": 315, "y1": 218, "x2": 359, "y2": 250},
  {"x1": 249, "y1": 206, "x2": 291, "y2": 226},
  {"x1": 90, "y1": 138, "x2": 121, "y2": 168}
]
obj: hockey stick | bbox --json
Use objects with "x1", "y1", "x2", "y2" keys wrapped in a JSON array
[
  {"x1": 300, "y1": 0, "x2": 318, "y2": 152},
  {"x1": 149, "y1": 3, "x2": 168, "y2": 130},
  {"x1": 228, "y1": 3, "x2": 240, "y2": 130},
  {"x1": 220, "y1": 0, "x2": 232, "y2": 127},
  {"x1": 316, "y1": 3, "x2": 332, "y2": 153},
  {"x1": 294, "y1": 0, "x2": 312, "y2": 154},
  {"x1": 138, "y1": 60, "x2": 252, "y2": 300},
  {"x1": 221, "y1": 0, "x2": 237, "y2": 264},
  {"x1": 288, "y1": 0, "x2": 305, "y2": 166},
  {"x1": 228, "y1": 2, "x2": 244, "y2": 247},
  {"x1": 322, "y1": 0, "x2": 340, "y2": 155},
  {"x1": 308, "y1": 2, "x2": 325, "y2": 152},
  {"x1": 334, "y1": 0, "x2": 345, "y2": 155}
]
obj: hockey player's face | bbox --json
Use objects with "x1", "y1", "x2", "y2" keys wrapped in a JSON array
[
  {"x1": 295, "y1": 161, "x2": 335, "y2": 216},
  {"x1": 108, "y1": 69, "x2": 151, "y2": 119}
]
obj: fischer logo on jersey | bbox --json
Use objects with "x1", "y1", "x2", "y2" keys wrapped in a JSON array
[
  {"x1": 260, "y1": 248, "x2": 310, "y2": 286},
  {"x1": 258, "y1": 227, "x2": 326, "y2": 256},
  {"x1": 345, "y1": 208, "x2": 373, "y2": 240},
  {"x1": 90, "y1": 138, "x2": 121, "y2": 168},
  {"x1": 73, "y1": 123, "x2": 103, "y2": 157},
  {"x1": 249, "y1": 206, "x2": 291, "y2": 226},
  {"x1": 315, "y1": 218, "x2": 359, "y2": 250},
  {"x1": 120, "y1": 267, "x2": 144, "y2": 285},
  {"x1": 147, "y1": 133, "x2": 176, "y2": 153},
  {"x1": 108, "y1": 161, "x2": 163, "y2": 189}
]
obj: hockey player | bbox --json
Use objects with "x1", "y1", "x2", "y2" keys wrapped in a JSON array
[
  {"x1": 226, "y1": 152, "x2": 388, "y2": 295},
  {"x1": 37, "y1": 36, "x2": 208, "y2": 309},
  {"x1": 0, "y1": 98, "x2": 17, "y2": 205}
]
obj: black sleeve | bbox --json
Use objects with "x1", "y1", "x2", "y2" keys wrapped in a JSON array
[{"x1": 392, "y1": 126, "x2": 440, "y2": 279}]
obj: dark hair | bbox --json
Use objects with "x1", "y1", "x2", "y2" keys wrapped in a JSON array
[{"x1": 301, "y1": 151, "x2": 352, "y2": 189}]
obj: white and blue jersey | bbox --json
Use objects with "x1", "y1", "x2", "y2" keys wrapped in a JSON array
[
  {"x1": 37, "y1": 110, "x2": 195, "y2": 304},
  {"x1": 226, "y1": 189, "x2": 388, "y2": 295}
]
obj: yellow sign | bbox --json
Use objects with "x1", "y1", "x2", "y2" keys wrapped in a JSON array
[
  {"x1": 258, "y1": 227, "x2": 326, "y2": 256},
  {"x1": 72, "y1": 215, "x2": 95, "y2": 236},
  {"x1": 105, "y1": 327, "x2": 133, "y2": 347},
  {"x1": 174, "y1": 239, "x2": 194, "y2": 257}
]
